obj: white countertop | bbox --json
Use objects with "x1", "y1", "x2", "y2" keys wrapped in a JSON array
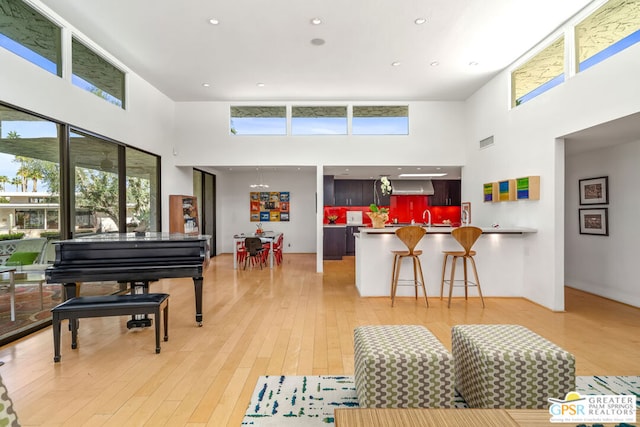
[{"x1": 357, "y1": 226, "x2": 537, "y2": 234}]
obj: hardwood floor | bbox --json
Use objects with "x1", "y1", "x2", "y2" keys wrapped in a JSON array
[{"x1": 1, "y1": 253, "x2": 639, "y2": 426}]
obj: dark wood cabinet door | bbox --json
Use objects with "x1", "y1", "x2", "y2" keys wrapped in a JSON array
[
  {"x1": 323, "y1": 175, "x2": 335, "y2": 206},
  {"x1": 429, "y1": 180, "x2": 461, "y2": 206},
  {"x1": 429, "y1": 181, "x2": 448, "y2": 206},
  {"x1": 361, "y1": 180, "x2": 375, "y2": 206},
  {"x1": 334, "y1": 180, "x2": 363, "y2": 206},
  {"x1": 323, "y1": 227, "x2": 346, "y2": 260},
  {"x1": 345, "y1": 226, "x2": 358, "y2": 255},
  {"x1": 448, "y1": 180, "x2": 461, "y2": 205}
]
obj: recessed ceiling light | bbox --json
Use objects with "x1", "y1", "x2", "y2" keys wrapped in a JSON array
[
  {"x1": 256, "y1": 82, "x2": 265, "y2": 87},
  {"x1": 391, "y1": 61, "x2": 401, "y2": 67},
  {"x1": 416, "y1": 167, "x2": 422, "y2": 170},
  {"x1": 202, "y1": 83, "x2": 210, "y2": 87},
  {"x1": 311, "y1": 38, "x2": 325, "y2": 46},
  {"x1": 208, "y1": 18, "x2": 219, "y2": 25},
  {"x1": 397, "y1": 167, "x2": 402, "y2": 170},
  {"x1": 430, "y1": 61, "x2": 439, "y2": 67},
  {"x1": 469, "y1": 61, "x2": 479, "y2": 66},
  {"x1": 414, "y1": 18, "x2": 427, "y2": 25},
  {"x1": 310, "y1": 18, "x2": 322, "y2": 25}
]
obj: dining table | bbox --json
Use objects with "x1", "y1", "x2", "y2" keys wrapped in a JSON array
[{"x1": 233, "y1": 231, "x2": 282, "y2": 269}]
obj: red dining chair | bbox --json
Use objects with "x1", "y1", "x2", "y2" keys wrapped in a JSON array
[
  {"x1": 236, "y1": 240, "x2": 247, "y2": 266},
  {"x1": 272, "y1": 234, "x2": 284, "y2": 265},
  {"x1": 261, "y1": 241, "x2": 270, "y2": 266}
]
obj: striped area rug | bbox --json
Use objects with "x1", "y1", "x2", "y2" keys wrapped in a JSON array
[{"x1": 241, "y1": 375, "x2": 639, "y2": 426}]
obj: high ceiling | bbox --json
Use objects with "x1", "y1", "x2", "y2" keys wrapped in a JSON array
[{"x1": 38, "y1": 0, "x2": 593, "y2": 102}]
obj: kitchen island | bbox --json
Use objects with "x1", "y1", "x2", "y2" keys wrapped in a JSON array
[{"x1": 355, "y1": 226, "x2": 537, "y2": 299}]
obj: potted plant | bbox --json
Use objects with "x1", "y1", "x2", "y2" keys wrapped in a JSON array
[
  {"x1": 367, "y1": 204, "x2": 389, "y2": 228},
  {"x1": 327, "y1": 214, "x2": 338, "y2": 224}
]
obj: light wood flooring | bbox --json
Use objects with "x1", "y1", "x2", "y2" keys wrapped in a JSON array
[{"x1": 1, "y1": 254, "x2": 639, "y2": 426}]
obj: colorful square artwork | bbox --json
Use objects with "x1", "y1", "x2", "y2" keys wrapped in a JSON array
[
  {"x1": 484, "y1": 183, "x2": 497, "y2": 202},
  {"x1": 498, "y1": 180, "x2": 516, "y2": 201},
  {"x1": 250, "y1": 191, "x2": 290, "y2": 221},
  {"x1": 516, "y1": 176, "x2": 540, "y2": 200}
]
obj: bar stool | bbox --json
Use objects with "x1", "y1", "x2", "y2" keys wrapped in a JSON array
[
  {"x1": 390, "y1": 226, "x2": 428, "y2": 307},
  {"x1": 440, "y1": 226, "x2": 485, "y2": 308}
]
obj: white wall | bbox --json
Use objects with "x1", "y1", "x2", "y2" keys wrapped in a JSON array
[
  {"x1": 464, "y1": 42, "x2": 640, "y2": 311},
  {"x1": 565, "y1": 140, "x2": 640, "y2": 307},
  {"x1": 215, "y1": 169, "x2": 318, "y2": 254},
  {"x1": 172, "y1": 101, "x2": 467, "y2": 168}
]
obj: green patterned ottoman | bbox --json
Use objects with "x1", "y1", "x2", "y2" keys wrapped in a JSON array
[
  {"x1": 353, "y1": 325, "x2": 454, "y2": 408},
  {"x1": 452, "y1": 324, "x2": 575, "y2": 409}
]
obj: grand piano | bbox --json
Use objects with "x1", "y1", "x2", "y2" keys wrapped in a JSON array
[{"x1": 45, "y1": 232, "x2": 210, "y2": 326}]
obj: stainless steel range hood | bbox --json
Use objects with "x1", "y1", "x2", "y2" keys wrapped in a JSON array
[{"x1": 391, "y1": 180, "x2": 435, "y2": 195}]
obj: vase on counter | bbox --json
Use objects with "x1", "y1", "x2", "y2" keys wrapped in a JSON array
[{"x1": 367, "y1": 212, "x2": 388, "y2": 229}]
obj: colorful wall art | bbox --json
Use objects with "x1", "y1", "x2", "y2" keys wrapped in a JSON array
[
  {"x1": 516, "y1": 176, "x2": 540, "y2": 200},
  {"x1": 498, "y1": 179, "x2": 516, "y2": 201},
  {"x1": 484, "y1": 176, "x2": 540, "y2": 202},
  {"x1": 484, "y1": 183, "x2": 498, "y2": 202},
  {"x1": 250, "y1": 191, "x2": 290, "y2": 222}
]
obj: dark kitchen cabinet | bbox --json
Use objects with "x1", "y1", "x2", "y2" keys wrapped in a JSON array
[
  {"x1": 323, "y1": 227, "x2": 346, "y2": 260},
  {"x1": 361, "y1": 180, "x2": 374, "y2": 206},
  {"x1": 345, "y1": 226, "x2": 358, "y2": 255},
  {"x1": 430, "y1": 180, "x2": 461, "y2": 206},
  {"x1": 333, "y1": 179, "x2": 387, "y2": 207},
  {"x1": 334, "y1": 180, "x2": 365, "y2": 206},
  {"x1": 323, "y1": 175, "x2": 335, "y2": 206}
]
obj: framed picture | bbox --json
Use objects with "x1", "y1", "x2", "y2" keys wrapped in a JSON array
[
  {"x1": 579, "y1": 176, "x2": 608, "y2": 205},
  {"x1": 579, "y1": 208, "x2": 608, "y2": 236},
  {"x1": 461, "y1": 202, "x2": 471, "y2": 224}
]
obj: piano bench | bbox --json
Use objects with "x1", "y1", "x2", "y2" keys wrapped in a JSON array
[{"x1": 51, "y1": 293, "x2": 169, "y2": 363}]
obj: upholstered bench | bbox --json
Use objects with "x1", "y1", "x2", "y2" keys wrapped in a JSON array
[
  {"x1": 452, "y1": 324, "x2": 575, "y2": 409},
  {"x1": 51, "y1": 293, "x2": 169, "y2": 362},
  {"x1": 354, "y1": 325, "x2": 455, "y2": 408}
]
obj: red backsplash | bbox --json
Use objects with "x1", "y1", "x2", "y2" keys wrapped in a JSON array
[{"x1": 324, "y1": 195, "x2": 461, "y2": 225}]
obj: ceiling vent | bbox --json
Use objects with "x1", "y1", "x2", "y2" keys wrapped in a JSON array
[
  {"x1": 390, "y1": 180, "x2": 435, "y2": 195},
  {"x1": 479, "y1": 135, "x2": 494, "y2": 149}
]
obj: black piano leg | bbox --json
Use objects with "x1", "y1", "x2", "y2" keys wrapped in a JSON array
[
  {"x1": 193, "y1": 276, "x2": 203, "y2": 327},
  {"x1": 127, "y1": 281, "x2": 153, "y2": 329}
]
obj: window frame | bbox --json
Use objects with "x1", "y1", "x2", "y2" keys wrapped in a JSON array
[
  {"x1": 291, "y1": 105, "x2": 348, "y2": 136},
  {"x1": 71, "y1": 36, "x2": 126, "y2": 109},
  {"x1": 352, "y1": 105, "x2": 409, "y2": 135}
]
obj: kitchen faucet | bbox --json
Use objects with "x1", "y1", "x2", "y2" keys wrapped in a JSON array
[{"x1": 422, "y1": 209, "x2": 431, "y2": 227}]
